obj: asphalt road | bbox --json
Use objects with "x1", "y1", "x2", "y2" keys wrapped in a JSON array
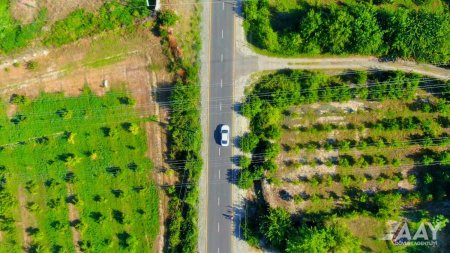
[{"x1": 207, "y1": 1, "x2": 235, "y2": 253}]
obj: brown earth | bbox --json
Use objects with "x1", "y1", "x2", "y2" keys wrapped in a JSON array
[
  {"x1": 67, "y1": 184, "x2": 82, "y2": 253},
  {"x1": 17, "y1": 187, "x2": 36, "y2": 249},
  {"x1": 11, "y1": 0, "x2": 108, "y2": 25},
  {"x1": 10, "y1": 0, "x2": 38, "y2": 24}
]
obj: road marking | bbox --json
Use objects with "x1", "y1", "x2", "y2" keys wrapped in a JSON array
[
  {"x1": 218, "y1": 248, "x2": 220, "y2": 253},
  {"x1": 218, "y1": 197, "x2": 220, "y2": 206},
  {"x1": 218, "y1": 148, "x2": 221, "y2": 156},
  {"x1": 221, "y1": 54, "x2": 223, "y2": 62},
  {"x1": 218, "y1": 222, "x2": 220, "y2": 232},
  {"x1": 220, "y1": 79, "x2": 223, "y2": 88},
  {"x1": 222, "y1": 29, "x2": 224, "y2": 39},
  {"x1": 218, "y1": 169, "x2": 221, "y2": 179},
  {"x1": 222, "y1": 2, "x2": 225, "y2": 10},
  {"x1": 219, "y1": 102, "x2": 222, "y2": 111}
]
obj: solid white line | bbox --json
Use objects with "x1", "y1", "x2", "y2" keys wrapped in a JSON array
[
  {"x1": 222, "y1": 29, "x2": 224, "y2": 38},
  {"x1": 221, "y1": 54, "x2": 223, "y2": 62},
  {"x1": 218, "y1": 197, "x2": 220, "y2": 206},
  {"x1": 218, "y1": 222, "x2": 220, "y2": 232}
]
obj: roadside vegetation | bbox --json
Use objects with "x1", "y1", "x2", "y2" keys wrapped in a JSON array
[
  {"x1": 0, "y1": 89, "x2": 159, "y2": 252},
  {"x1": 238, "y1": 69, "x2": 450, "y2": 252},
  {"x1": 156, "y1": 5, "x2": 203, "y2": 253},
  {"x1": 243, "y1": 0, "x2": 450, "y2": 63},
  {"x1": 0, "y1": 0, "x2": 150, "y2": 54}
]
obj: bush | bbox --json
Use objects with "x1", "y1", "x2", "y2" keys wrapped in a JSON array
[
  {"x1": 157, "y1": 10, "x2": 180, "y2": 27},
  {"x1": 26, "y1": 60, "x2": 38, "y2": 70},
  {"x1": 9, "y1": 94, "x2": 30, "y2": 105}
]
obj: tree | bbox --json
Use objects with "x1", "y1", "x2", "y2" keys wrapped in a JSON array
[
  {"x1": 348, "y1": 5, "x2": 383, "y2": 54},
  {"x1": 128, "y1": 123, "x2": 140, "y2": 135},
  {"x1": 260, "y1": 208, "x2": 293, "y2": 249},
  {"x1": 240, "y1": 133, "x2": 259, "y2": 153},
  {"x1": 239, "y1": 156, "x2": 251, "y2": 169},
  {"x1": 325, "y1": 8, "x2": 353, "y2": 54},
  {"x1": 286, "y1": 222, "x2": 361, "y2": 253},
  {"x1": 431, "y1": 215, "x2": 449, "y2": 231},
  {"x1": 374, "y1": 193, "x2": 402, "y2": 218}
]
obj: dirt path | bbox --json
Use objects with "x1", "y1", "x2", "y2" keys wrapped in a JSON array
[
  {"x1": 17, "y1": 187, "x2": 34, "y2": 249},
  {"x1": 234, "y1": 13, "x2": 450, "y2": 81},
  {"x1": 66, "y1": 184, "x2": 82, "y2": 253}
]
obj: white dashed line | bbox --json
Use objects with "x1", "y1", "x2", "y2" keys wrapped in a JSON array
[
  {"x1": 222, "y1": 29, "x2": 224, "y2": 38},
  {"x1": 221, "y1": 54, "x2": 223, "y2": 62},
  {"x1": 219, "y1": 102, "x2": 222, "y2": 111},
  {"x1": 219, "y1": 169, "x2": 221, "y2": 180},
  {"x1": 218, "y1": 197, "x2": 220, "y2": 206},
  {"x1": 218, "y1": 148, "x2": 221, "y2": 156},
  {"x1": 218, "y1": 222, "x2": 220, "y2": 232},
  {"x1": 220, "y1": 79, "x2": 223, "y2": 88}
]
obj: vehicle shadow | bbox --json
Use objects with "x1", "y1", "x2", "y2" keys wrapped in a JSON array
[{"x1": 214, "y1": 124, "x2": 224, "y2": 145}]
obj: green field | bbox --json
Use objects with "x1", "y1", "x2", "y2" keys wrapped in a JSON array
[{"x1": 0, "y1": 88, "x2": 159, "y2": 252}]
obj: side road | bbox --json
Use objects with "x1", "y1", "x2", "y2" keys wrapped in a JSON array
[{"x1": 234, "y1": 14, "x2": 450, "y2": 81}]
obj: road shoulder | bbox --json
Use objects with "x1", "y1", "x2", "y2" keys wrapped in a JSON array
[{"x1": 199, "y1": 0, "x2": 211, "y2": 252}]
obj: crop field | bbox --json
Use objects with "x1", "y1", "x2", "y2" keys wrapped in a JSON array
[
  {"x1": 238, "y1": 70, "x2": 450, "y2": 252},
  {"x1": 0, "y1": 89, "x2": 159, "y2": 252}
]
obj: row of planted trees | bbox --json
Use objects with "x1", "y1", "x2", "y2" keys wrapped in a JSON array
[
  {"x1": 156, "y1": 9, "x2": 203, "y2": 253},
  {"x1": 238, "y1": 70, "x2": 450, "y2": 251}
]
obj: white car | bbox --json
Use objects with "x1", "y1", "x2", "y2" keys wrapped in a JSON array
[{"x1": 220, "y1": 125, "x2": 230, "y2": 146}]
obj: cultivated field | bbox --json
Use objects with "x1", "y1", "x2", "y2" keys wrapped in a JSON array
[
  {"x1": 0, "y1": 90, "x2": 159, "y2": 252},
  {"x1": 0, "y1": 0, "x2": 172, "y2": 252}
]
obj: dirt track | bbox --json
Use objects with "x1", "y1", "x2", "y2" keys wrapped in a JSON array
[{"x1": 234, "y1": 15, "x2": 450, "y2": 81}]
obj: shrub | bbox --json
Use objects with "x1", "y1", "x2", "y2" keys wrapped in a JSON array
[
  {"x1": 157, "y1": 10, "x2": 180, "y2": 27},
  {"x1": 26, "y1": 61, "x2": 38, "y2": 70},
  {"x1": 9, "y1": 94, "x2": 30, "y2": 105}
]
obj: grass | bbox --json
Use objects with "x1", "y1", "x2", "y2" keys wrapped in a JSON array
[
  {"x1": 0, "y1": 88, "x2": 159, "y2": 252},
  {"x1": 337, "y1": 216, "x2": 395, "y2": 252}
]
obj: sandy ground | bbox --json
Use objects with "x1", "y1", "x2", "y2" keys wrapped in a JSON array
[{"x1": 11, "y1": 0, "x2": 108, "y2": 24}]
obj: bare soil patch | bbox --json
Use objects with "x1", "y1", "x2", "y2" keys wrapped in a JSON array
[
  {"x1": 67, "y1": 184, "x2": 81, "y2": 253},
  {"x1": 10, "y1": 0, "x2": 38, "y2": 24},
  {"x1": 17, "y1": 187, "x2": 36, "y2": 248},
  {"x1": 38, "y1": 0, "x2": 107, "y2": 24}
]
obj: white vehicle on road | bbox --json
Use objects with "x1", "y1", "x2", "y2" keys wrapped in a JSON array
[{"x1": 220, "y1": 125, "x2": 230, "y2": 146}]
